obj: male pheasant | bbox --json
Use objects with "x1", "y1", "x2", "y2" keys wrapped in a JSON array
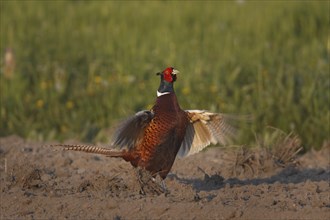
[{"x1": 53, "y1": 67, "x2": 237, "y2": 181}]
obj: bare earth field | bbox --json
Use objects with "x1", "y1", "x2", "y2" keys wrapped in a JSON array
[{"x1": 1, "y1": 135, "x2": 329, "y2": 219}]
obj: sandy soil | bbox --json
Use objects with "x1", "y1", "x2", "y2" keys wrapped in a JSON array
[{"x1": 1, "y1": 135, "x2": 329, "y2": 219}]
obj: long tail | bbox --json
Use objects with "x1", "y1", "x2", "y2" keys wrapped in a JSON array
[{"x1": 49, "y1": 144, "x2": 123, "y2": 157}]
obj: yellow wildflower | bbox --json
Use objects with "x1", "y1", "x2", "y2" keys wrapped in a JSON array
[
  {"x1": 66, "y1": 101, "x2": 74, "y2": 109},
  {"x1": 182, "y1": 87, "x2": 191, "y2": 95},
  {"x1": 94, "y1": 76, "x2": 102, "y2": 84},
  {"x1": 36, "y1": 99, "x2": 44, "y2": 108}
]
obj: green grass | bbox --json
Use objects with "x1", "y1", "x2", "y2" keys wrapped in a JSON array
[{"x1": 1, "y1": 1, "x2": 329, "y2": 149}]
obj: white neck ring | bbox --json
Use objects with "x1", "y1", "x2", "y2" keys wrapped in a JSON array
[{"x1": 157, "y1": 91, "x2": 170, "y2": 97}]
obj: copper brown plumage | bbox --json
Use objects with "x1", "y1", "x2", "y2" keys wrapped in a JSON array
[{"x1": 51, "y1": 67, "x2": 240, "y2": 182}]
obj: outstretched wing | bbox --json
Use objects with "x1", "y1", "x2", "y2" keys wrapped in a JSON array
[
  {"x1": 177, "y1": 110, "x2": 239, "y2": 158},
  {"x1": 112, "y1": 110, "x2": 154, "y2": 150}
]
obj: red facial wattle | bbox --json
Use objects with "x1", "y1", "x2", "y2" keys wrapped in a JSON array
[{"x1": 163, "y1": 67, "x2": 174, "y2": 83}]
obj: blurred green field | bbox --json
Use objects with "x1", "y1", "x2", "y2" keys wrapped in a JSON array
[{"x1": 0, "y1": 1, "x2": 329, "y2": 149}]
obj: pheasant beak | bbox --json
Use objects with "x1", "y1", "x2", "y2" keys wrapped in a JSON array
[
  {"x1": 156, "y1": 68, "x2": 179, "y2": 76},
  {"x1": 172, "y1": 69, "x2": 179, "y2": 75}
]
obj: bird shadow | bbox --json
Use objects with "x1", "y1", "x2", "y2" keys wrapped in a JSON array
[{"x1": 169, "y1": 167, "x2": 330, "y2": 192}]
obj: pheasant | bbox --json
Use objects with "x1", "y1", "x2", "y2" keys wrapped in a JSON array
[{"x1": 52, "y1": 67, "x2": 239, "y2": 190}]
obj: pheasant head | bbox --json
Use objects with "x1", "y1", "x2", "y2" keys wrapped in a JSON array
[{"x1": 156, "y1": 67, "x2": 179, "y2": 97}]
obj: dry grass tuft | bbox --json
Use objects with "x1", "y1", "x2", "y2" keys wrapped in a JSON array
[
  {"x1": 271, "y1": 133, "x2": 302, "y2": 167},
  {"x1": 229, "y1": 129, "x2": 303, "y2": 178}
]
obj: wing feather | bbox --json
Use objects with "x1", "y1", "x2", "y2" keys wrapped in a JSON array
[
  {"x1": 112, "y1": 110, "x2": 154, "y2": 150},
  {"x1": 177, "y1": 110, "x2": 241, "y2": 158}
]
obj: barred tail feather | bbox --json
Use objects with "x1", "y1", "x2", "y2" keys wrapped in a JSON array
[{"x1": 49, "y1": 144, "x2": 123, "y2": 157}]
